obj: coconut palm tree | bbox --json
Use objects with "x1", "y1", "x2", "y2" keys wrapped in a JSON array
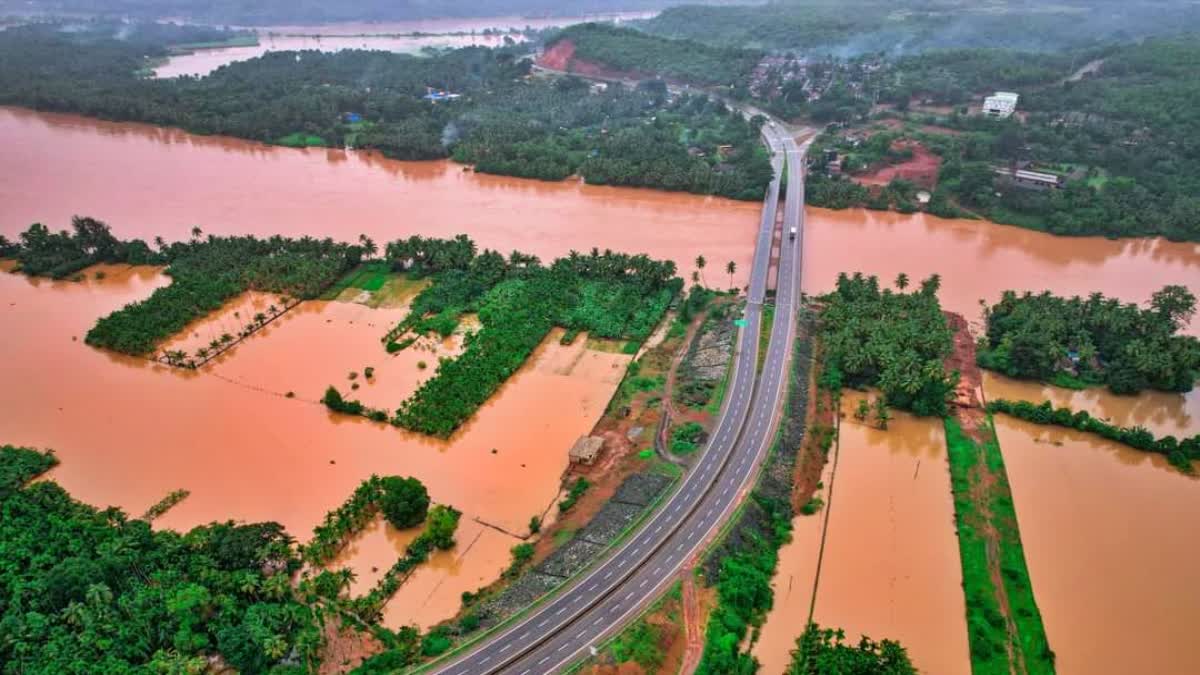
[
  {"x1": 726, "y1": 260, "x2": 737, "y2": 289},
  {"x1": 694, "y1": 254, "x2": 707, "y2": 287},
  {"x1": 691, "y1": 271, "x2": 700, "y2": 285},
  {"x1": 359, "y1": 234, "x2": 378, "y2": 259},
  {"x1": 895, "y1": 272, "x2": 909, "y2": 291},
  {"x1": 190, "y1": 226, "x2": 202, "y2": 242}
]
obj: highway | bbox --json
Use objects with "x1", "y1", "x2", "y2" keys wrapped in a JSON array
[{"x1": 429, "y1": 126, "x2": 805, "y2": 675}]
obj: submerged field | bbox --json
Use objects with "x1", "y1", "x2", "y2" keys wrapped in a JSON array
[{"x1": 985, "y1": 373, "x2": 1200, "y2": 675}]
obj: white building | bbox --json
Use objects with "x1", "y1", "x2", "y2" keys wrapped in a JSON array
[{"x1": 983, "y1": 91, "x2": 1019, "y2": 118}]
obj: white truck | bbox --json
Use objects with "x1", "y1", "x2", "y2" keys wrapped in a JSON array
[{"x1": 789, "y1": 227, "x2": 797, "y2": 240}]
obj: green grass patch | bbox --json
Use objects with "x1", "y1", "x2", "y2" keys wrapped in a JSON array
[
  {"x1": 169, "y1": 35, "x2": 259, "y2": 51},
  {"x1": 756, "y1": 303, "x2": 774, "y2": 375},
  {"x1": 552, "y1": 527, "x2": 578, "y2": 546},
  {"x1": 944, "y1": 417, "x2": 1055, "y2": 675},
  {"x1": 276, "y1": 132, "x2": 328, "y2": 148}
]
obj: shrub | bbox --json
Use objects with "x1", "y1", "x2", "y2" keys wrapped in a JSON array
[{"x1": 378, "y1": 477, "x2": 430, "y2": 529}]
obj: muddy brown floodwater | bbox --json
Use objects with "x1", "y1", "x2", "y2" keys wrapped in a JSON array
[
  {"x1": 804, "y1": 208, "x2": 1200, "y2": 336},
  {"x1": 153, "y1": 33, "x2": 517, "y2": 79},
  {"x1": 154, "y1": 13, "x2": 656, "y2": 78},
  {"x1": 4, "y1": 106, "x2": 1200, "y2": 639},
  {"x1": 0, "y1": 264, "x2": 627, "y2": 628},
  {"x1": 984, "y1": 373, "x2": 1200, "y2": 675},
  {"x1": 0, "y1": 107, "x2": 761, "y2": 290},
  {"x1": 752, "y1": 392, "x2": 969, "y2": 675}
]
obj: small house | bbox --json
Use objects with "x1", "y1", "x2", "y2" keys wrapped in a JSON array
[
  {"x1": 983, "y1": 92, "x2": 1019, "y2": 119},
  {"x1": 568, "y1": 436, "x2": 605, "y2": 465}
]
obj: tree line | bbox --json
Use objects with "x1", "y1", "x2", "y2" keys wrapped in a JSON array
[
  {"x1": 987, "y1": 398, "x2": 1199, "y2": 473},
  {"x1": 391, "y1": 241, "x2": 679, "y2": 437},
  {"x1": 6, "y1": 219, "x2": 364, "y2": 357},
  {"x1": 819, "y1": 272, "x2": 957, "y2": 416},
  {"x1": 303, "y1": 475, "x2": 431, "y2": 566},
  {"x1": 323, "y1": 235, "x2": 680, "y2": 437},
  {"x1": 978, "y1": 286, "x2": 1199, "y2": 394},
  {"x1": 0, "y1": 23, "x2": 773, "y2": 201}
]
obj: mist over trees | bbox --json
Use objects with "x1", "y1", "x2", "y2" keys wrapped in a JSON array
[
  {"x1": 642, "y1": 0, "x2": 1200, "y2": 55},
  {"x1": 0, "y1": 0, "x2": 689, "y2": 25}
]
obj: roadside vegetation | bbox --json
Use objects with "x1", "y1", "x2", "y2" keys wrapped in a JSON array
[
  {"x1": 978, "y1": 286, "x2": 1199, "y2": 394},
  {"x1": 987, "y1": 399, "x2": 1199, "y2": 473},
  {"x1": 695, "y1": 307, "x2": 816, "y2": 673}
]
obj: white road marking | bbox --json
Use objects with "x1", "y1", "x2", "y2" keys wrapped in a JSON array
[{"x1": 538, "y1": 656, "x2": 551, "y2": 665}]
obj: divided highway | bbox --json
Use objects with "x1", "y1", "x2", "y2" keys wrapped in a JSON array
[{"x1": 429, "y1": 126, "x2": 805, "y2": 675}]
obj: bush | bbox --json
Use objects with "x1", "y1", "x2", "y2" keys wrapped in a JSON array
[{"x1": 378, "y1": 477, "x2": 430, "y2": 529}]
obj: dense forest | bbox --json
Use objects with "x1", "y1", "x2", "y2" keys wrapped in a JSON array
[
  {"x1": 6, "y1": 218, "x2": 362, "y2": 356},
  {"x1": 804, "y1": 36, "x2": 1200, "y2": 241},
  {"x1": 978, "y1": 286, "x2": 1200, "y2": 394},
  {"x1": 337, "y1": 235, "x2": 680, "y2": 437},
  {"x1": 0, "y1": 444, "x2": 343, "y2": 673},
  {"x1": 548, "y1": 22, "x2": 760, "y2": 87},
  {"x1": 641, "y1": 0, "x2": 1200, "y2": 54},
  {"x1": 0, "y1": 22, "x2": 773, "y2": 200},
  {"x1": 818, "y1": 272, "x2": 956, "y2": 416}
]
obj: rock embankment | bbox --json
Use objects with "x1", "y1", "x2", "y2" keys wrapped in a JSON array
[{"x1": 475, "y1": 472, "x2": 672, "y2": 627}]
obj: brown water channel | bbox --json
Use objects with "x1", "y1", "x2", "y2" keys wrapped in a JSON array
[
  {"x1": 985, "y1": 373, "x2": 1200, "y2": 675},
  {"x1": 751, "y1": 393, "x2": 970, "y2": 675}
]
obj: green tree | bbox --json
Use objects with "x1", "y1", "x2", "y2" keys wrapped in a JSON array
[{"x1": 378, "y1": 476, "x2": 430, "y2": 529}]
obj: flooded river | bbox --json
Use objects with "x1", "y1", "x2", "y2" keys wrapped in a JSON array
[
  {"x1": 751, "y1": 393, "x2": 970, "y2": 674},
  {"x1": 153, "y1": 13, "x2": 654, "y2": 78},
  {"x1": 804, "y1": 208, "x2": 1200, "y2": 336},
  {"x1": 3, "y1": 106, "x2": 1200, "y2": 639},
  {"x1": 984, "y1": 373, "x2": 1200, "y2": 675}
]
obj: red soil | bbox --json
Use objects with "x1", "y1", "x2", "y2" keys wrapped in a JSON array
[
  {"x1": 537, "y1": 39, "x2": 651, "y2": 82},
  {"x1": 538, "y1": 39, "x2": 575, "y2": 72},
  {"x1": 854, "y1": 140, "x2": 941, "y2": 190}
]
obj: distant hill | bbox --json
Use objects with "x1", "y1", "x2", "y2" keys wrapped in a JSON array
[
  {"x1": 0, "y1": 0, "x2": 748, "y2": 25},
  {"x1": 641, "y1": 0, "x2": 1200, "y2": 55}
]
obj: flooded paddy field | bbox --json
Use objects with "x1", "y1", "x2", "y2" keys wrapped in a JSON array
[
  {"x1": 0, "y1": 264, "x2": 626, "y2": 627},
  {"x1": 752, "y1": 393, "x2": 969, "y2": 675},
  {"x1": 985, "y1": 373, "x2": 1200, "y2": 675}
]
